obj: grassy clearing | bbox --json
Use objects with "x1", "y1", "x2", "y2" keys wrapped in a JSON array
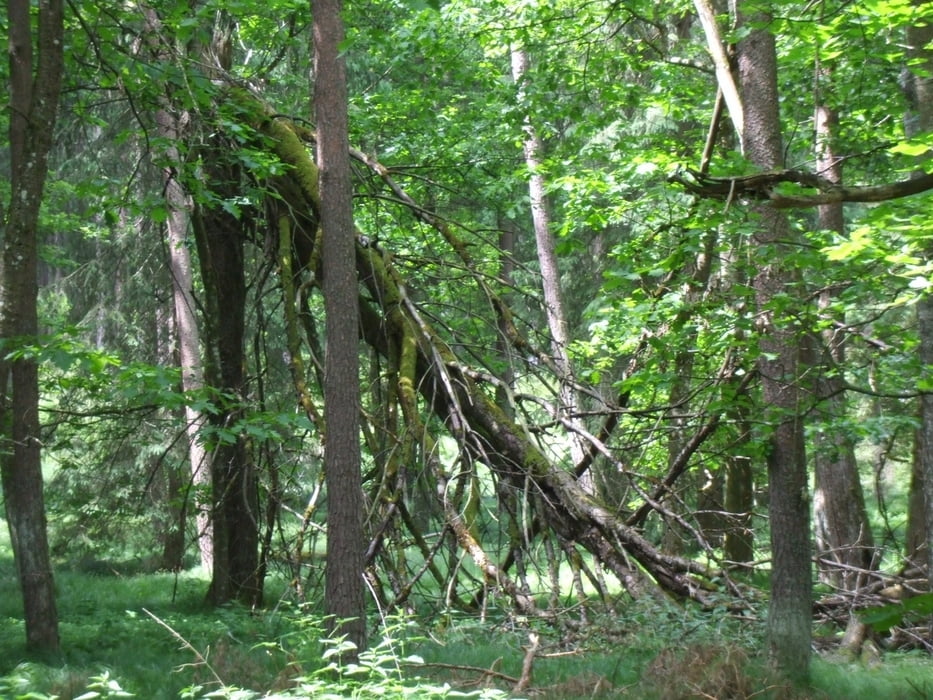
[{"x1": 3, "y1": 534, "x2": 933, "y2": 698}]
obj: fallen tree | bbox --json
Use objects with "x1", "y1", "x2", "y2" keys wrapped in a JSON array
[
  {"x1": 669, "y1": 166, "x2": 933, "y2": 209},
  {"x1": 226, "y1": 86, "x2": 744, "y2": 612}
]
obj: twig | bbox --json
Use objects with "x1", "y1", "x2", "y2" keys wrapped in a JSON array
[
  {"x1": 142, "y1": 608, "x2": 224, "y2": 687},
  {"x1": 403, "y1": 660, "x2": 519, "y2": 685},
  {"x1": 515, "y1": 632, "x2": 540, "y2": 692}
]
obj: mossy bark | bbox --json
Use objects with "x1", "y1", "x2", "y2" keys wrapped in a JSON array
[{"x1": 235, "y1": 90, "x2": 723, "y2": 608}]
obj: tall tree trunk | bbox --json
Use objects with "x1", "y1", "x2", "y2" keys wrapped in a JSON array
[
  {"x1": 509, "y1": 47, "x2": 585, "y2": 471},
  {"x1": 152, "y1": 301, "x2": 187, "y2": 571},
  {"x1": 723, "y1": 256, "x2": 755, "y2": 564},
  {"x1": 314, "y1": 0, "x2": 366, "y2": 656},
  {"x1": 670, "y1": 232, "x2": 720, "y2": 549},
  {"x1": 723, "y1": 400, "x2": 754, "y2": 564},
  {"x1": 0, "y1": 0, "x2": 64, "y2": 653},
  {"x1": 905, "y1": 0, "x2": 933, "y2": 610},
  {"x1": 196, "y1": 164, "x2": 258, "y2": 605},
  {"x1": 140, "y1": 1, "x2": 215, "y2": 575},
  {"x1": 735, "y1": 5, "x2": 812, "y2": 680},
  {"x1": 156, "y1": 106, "x2": 214, "y2": 573},
  {"x1": 811, "y1": 66, "x2": 874, "y2": 593},
  {"x1": 907, "y1": 434, "x2": 926, "y2": 568},
  {"x1": 187, "y1": 12, "x2": 260, "y2": 607}
]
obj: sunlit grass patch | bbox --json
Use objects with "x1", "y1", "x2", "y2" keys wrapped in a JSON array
[{"x1": 811, "y1": 651, "x2": 933, "y2": 699}]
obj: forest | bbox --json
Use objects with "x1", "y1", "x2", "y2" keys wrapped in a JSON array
[{"x1": 2, "y1": 0, "x2": 933, "y2": 697}]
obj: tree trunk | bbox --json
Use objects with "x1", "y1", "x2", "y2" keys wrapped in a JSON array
[
  {"x1": 735, "y1": 5, "x2": 812, "y2": 680},
  {"x1": 156, "y1": 105, "x2": 214, "y2": 573},
  {"x1": 314, "y1": 0, "x2": 367, "y2": 656},
  {"x1": 907, "y1": 435, "x2": 926, "y2": 568},
  {"x1": 140, "y1": 0, "x2": 217, "y2": 576},
  {"x1": 195, "y1": 168, "x2": 259, "y2": 605},
  {"x1": 904, "y1": 3, "x2": 933, "y2": 600},
  {"x1": 510, "y1": 47, "x2": 585, "y2": 472},
  {"x1": 152, "y1": 302, "x2": 187, "y2": 571},
  {"x1": 811, "y1": 65, "x2": 874, "y2": 593},
  {"x1": 0, "y1": 0, "x2": 64, "y2": 653},
  {"x1": 181, "y1": 13, "x2": 261, "y2": 608},
  {"x1": 723, "y1": 445, "x2": 754, "y2": 564},
  {"x1": 723, "y1": 265, "x2": 755, "y2": 565}
]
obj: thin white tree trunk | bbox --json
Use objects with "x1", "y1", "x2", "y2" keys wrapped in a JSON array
[
  {"x1": 694, "y1": 0, "x2": 744, "y2": 143},
  {"x1": 510, "y1": 47, "x2": 585, "y2": 469},
  {"x1": 156, "y1": 107, "x2": 214, "y2": 574}
]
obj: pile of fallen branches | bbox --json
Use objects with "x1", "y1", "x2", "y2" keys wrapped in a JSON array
[
  {"x1": 220, "y1": 85, "x2": 745, "y2": 615},
  {"x1": 813, "y1": 563, "x2": 931, "y2": 653}
]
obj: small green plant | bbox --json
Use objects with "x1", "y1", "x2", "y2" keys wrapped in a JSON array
[
  {"x1": 75, "y1": 672, "x2": 135, "y2": 699},
  {"x1": 285, "y1": 638, "x2": 514, "y2": 699},
  {"x1": 149, "y1": 607, "x2": 513, "y2": 699},
  {"x1": 858, "y1": 593, "x2": 933, "y2": 633}
]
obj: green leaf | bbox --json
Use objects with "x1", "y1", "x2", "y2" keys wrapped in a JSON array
[
  {"x1": 889, "y1": 141, "x2": 932, "y2": 157},
  {"x1": 859, "y1": 593, "x2": 933, "y2": 632}
]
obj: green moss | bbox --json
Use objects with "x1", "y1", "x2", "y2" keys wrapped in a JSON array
[{"x1": 265, "y1": 118, "x2": 320, "y2": 205}]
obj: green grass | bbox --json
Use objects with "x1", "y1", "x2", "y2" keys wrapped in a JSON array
[
  {"x1": 810, "y1": 654, "x2": 933, "y2": 699},
  {"x1": 3, "y1": 524, "x2": 933, "y2": 698}
]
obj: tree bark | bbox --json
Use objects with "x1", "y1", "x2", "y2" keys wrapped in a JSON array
[
  {"x1": 735, "y1": 5, "x2": 812, "y2": 680},
  {"x1": 905, "y1": 0, "x2": 933, "y2": 628},
  {"x1": 0, "y1": 0, "x2": 64, "y2": 653},
  {"x1": 180, "y1": 12, "x2": 261, "y2": 608},
  {"x1": 811, "y1": 65, "x2": 874, "y2": 593},
  {"x1": 195, "y1": 163, "x2": 258, "y2": 606},
  {"x1": 141, "y1": 3, "x2": 215, "y2": 574},
  {"x1": 510, "y1": 47, "x2": 585, "y2": 472},
  {"x1": 693, "y1": 0, "x2": 743, "y2": 141},
  {"x1": 723, "y1": 258, "x2": 755, "y2": 565},
  {"x1": 314, "y1": 0, "x2": 367, "y2": 656},
  {"x1": 165, "y1": 167, "x2": 214, "y2": 574}
]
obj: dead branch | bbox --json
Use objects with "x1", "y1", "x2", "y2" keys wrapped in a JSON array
[{"x1": 670, "y1": 166, "x2": 933, "y2": 208}]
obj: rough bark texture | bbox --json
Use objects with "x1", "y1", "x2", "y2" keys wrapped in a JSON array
[
  {"x1": 314, "y1": 0, "x2": 367, "y2": 655},
  {"x1": 723, "y1": 280, "x2": 755, "y2": 564},
  {"x1": 0, "y1": 0, "x2": 64, "y2": 653},
  {"x1": 736, "y1": 8, "x2": 812, "y2": 680},
  {"x1": 184, "y1": 13, "x2": 261, "y2": 608},
  {"x1": 723, "y1": 446, "x2": 754, "y2": 564},
  {"x1": 195, "y1": 160, "x2": 259, "y2": 605}
]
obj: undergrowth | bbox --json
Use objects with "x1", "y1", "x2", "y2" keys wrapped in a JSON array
[{"x1": 3, "y1": 561, "x2": 933, "y2": 698}]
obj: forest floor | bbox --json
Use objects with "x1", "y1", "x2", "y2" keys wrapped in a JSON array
[{"x1": 3, "y1": 548, "x2": 933, "y2": 698}]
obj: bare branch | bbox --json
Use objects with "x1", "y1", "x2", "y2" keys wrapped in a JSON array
[{"x1": 670, "y1": 167, "x2": 933, "y2": 208}]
